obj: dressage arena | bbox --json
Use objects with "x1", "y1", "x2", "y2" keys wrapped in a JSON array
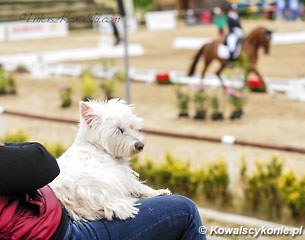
[{"x1": 1, "y1": 19, "x2": 305, "y2": 177}]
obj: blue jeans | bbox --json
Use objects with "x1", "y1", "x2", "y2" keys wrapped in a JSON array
[{"x1": 63, "y1": 195, "x2": 206, "y2": 240}]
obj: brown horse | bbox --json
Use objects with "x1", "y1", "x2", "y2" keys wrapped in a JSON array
[{"x1": 188, "y1": 26, "x2": 272, "y2": 87}]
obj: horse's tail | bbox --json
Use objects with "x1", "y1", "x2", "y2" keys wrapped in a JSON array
[{"x1": 188, "y1": 45, "x2": 206, "y2": 76}]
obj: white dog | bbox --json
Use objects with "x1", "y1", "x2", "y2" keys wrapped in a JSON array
[{"x1": 50, "y1": 99, "x2": 171, "y2": 221}]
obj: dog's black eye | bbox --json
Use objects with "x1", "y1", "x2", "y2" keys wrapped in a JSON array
[{"x1": 117, "y1": 127, "x2": 124, "y2": 134}]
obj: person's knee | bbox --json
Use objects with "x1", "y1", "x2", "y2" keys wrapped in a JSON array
[
  {"x1": 167, "y1": 195, "x2": 203, "y2": 237},
  {"x1": 168, "y1": 195, "x2": 199, "y2": 217}
]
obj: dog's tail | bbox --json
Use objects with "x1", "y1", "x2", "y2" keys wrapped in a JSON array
[{"x1": 188, "y1": 45, "x2": 206, "y2": 76}]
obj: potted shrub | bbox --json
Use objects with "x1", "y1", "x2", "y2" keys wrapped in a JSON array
[
  {"x1": 58, "y1": 82, "x2": 73, "y2": 108},
  {"x1": 6, "y1": 75, "x2": 17, "y2": 94},
  {"x1": 0, "y1": 68, "x2": 17, "y2": 95},
  {"x1": 100, "y1": 78, "x2": 117, "y2": 99},
  {"x1": 193, "y1": 85, "x2": 208, "y2": 120},
  {"x1": 226, "y1": 87, "x2": 245, "y2": 120},
  {"x1": 211, "y1": 95, "x2": 223, "y2": 121},
  {"x1": 15, "y1": 64, "x2": 29, "y2": 74},
  {"x1": 175, "y1": 87, "x2": 190, "y2": 117},
  {"x1": 81, "y1": 71, "x2": 98, "y2": 101},
  {"x1": 0, "y1": 67, "x2": 7, "y2": 95}
]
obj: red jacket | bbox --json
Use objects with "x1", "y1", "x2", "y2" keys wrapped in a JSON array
[{"x1": 0, "y1": 186, "x2": 62, "y2": 240}]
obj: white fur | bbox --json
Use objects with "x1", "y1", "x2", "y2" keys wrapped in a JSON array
[{"x1": 50, "y1": 99, "x2": 171, "y2": 221}]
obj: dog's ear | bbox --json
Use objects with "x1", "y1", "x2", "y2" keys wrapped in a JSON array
[{"x1": 79, "y1": 101, "x2": 96, "y2": 127}]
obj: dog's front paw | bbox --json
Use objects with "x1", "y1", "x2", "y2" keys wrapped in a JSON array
[
  {"x1": 132, "y1": 170, "x2": 140, "y2": 180},
  {"x1": 156, "y1": 188, "x2": 172, "y2": 196},
  {"x1": 112, "y1": 199, "x2": 140, "y2": 220}
]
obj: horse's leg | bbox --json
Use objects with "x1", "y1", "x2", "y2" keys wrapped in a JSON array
[
  {"x1": 201, "y1": 58, "x2": 212, "y2": 85},
  {"x1": 216, "y1": 61, "x2": 227, "y2": 89},
  {"x1": 248, "y1": 65, "x2": 265, "y2": 85}
]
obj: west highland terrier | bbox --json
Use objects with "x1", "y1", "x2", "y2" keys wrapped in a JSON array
[{"x1": 50, "y1": 99, "x2": 171, "y2": 221}]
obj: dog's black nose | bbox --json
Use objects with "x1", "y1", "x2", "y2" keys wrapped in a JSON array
[{"x1": 135, "y1": 142, "x2": 144, "y2": 152}]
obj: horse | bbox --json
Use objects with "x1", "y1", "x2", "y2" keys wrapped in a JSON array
[{"x1": 188, "y1": 26, "x2": 272, "y2": 88}]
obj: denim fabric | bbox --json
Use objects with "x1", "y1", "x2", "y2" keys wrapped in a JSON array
[{"x1": 63, "y1": 195, "x2": 206, "y2": 240}]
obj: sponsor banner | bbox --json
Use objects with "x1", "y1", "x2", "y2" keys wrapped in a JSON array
[{"x1": 5, "y1": 19, "x2": 68, "y2": 41}]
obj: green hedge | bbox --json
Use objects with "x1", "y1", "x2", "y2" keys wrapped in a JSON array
[
  {"x1": 2, "y1": 130, "x2": 29, "y2": 142},
  {"x1": 133, "y1": 154, "x2": 305, "y2": 224},
  {"x1": 2, "y1": 130, "x2": 66, "y2": 158},
  {"x1": 132, "y1": 153, "x2": 230, "y2": 202},
  {"x1": 241, "y1": 156, "x2": 305, "y2": 221}
]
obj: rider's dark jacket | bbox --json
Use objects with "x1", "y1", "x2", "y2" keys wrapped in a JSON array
[{"x1": 227, "y1": 12, "x2": 242, "y2": 33}]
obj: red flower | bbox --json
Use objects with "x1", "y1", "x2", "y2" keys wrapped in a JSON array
[
  {"x1": 156, "y1": 73, "x2": 170, "y2": 83},
  {"x1": 247, "y1": 77, "x2": 263, "y2": 89}
]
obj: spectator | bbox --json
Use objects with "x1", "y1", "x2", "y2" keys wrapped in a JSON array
[
  {"x1": 289, "y1": 0, "x2": 301, "y2": 21},
  {"x1": 213, "y1": 7, "x2": 227, "y2": 38},
  {"x1": 0, "y1": 142, "x2": 207, "y2": 240}
]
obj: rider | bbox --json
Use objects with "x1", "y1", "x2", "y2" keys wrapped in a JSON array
[{"x1": 226, "y1": 3, "x2": 244, "y2": 64}]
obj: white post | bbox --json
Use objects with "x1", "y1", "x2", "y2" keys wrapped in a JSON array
[
  {"x1": 117, "y1": 0, "x2": 131, "y2": 104},
  {"x1": 0, "y1": 107, "x2": 5, "y2": 138},
  {"x1": 221, "y1": 135, "x2": 236, "y2": 192},
  {"x1": 124, "y1": 0, "x2": 135, "y2": 16},
  {"x1": 123, "y1": 15, "x2": 131, "y2": 104}
]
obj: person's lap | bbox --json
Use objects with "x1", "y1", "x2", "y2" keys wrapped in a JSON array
[{"x1": 64, "y1": 195, "x2": 206, "y2": 240}]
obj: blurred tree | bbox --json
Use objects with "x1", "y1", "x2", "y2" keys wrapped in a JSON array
[{"x1": 133, "y1": 0, "x2": 154, "y2": 12}]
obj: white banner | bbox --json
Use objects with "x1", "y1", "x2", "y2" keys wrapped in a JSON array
[
  {"x1": 6, "y1": 19, "x2": 68, "y2": 41},
  {"x1": 0, "y1": 24, "x2": 6, "y2": 42},
  {"x1": 145, "y1": 11, "x2": 177, "y2": 31}
]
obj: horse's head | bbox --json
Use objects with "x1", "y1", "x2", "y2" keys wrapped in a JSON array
[
  {"x1": 247, "y1": 27, "x2": 272, "y2": 55},
  {"x1": 261, "y1": 29, "x2": 272, "y2": 55}
]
